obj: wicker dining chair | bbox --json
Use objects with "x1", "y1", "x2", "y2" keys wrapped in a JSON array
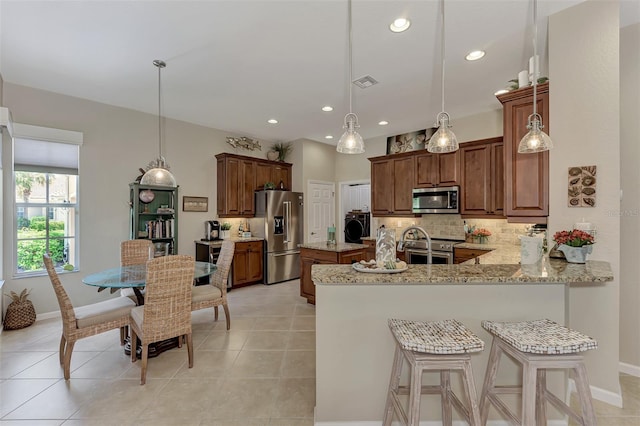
[
  {"x1": 120, "y1": 239, "x2": 153, "y2": 300},
  {"x1": 43, "y1": 254, "x2": 135, "y2": 380},
  {"x1": 191, "y1": 240, "x2": 235, "y2": 330},
  {"x1": 130, "y1": 255, "x2": 195, "y2": 385}
]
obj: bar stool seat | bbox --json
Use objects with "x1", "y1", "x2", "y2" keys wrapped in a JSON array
[
  {"x1": 480, "y1": 319, "x2": 597, "y2": 426},
  {"x1": 383, "y1": 319, "x2": 484, "y2": 426}
]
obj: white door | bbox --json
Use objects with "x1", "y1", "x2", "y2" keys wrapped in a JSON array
[{"x1": 308, "y1": 181, "x2": 335, "y2": 243}]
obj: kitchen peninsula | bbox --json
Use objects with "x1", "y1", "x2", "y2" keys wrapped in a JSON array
[{"x1": 312, "y1": 259, "x2": 614, "y2": 424}]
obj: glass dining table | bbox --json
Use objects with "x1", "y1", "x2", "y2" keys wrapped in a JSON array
[
  {"x1": 82, "y1": 261, "x2": 217, "y2": 358},
  {"x1": 82, "y1": 261, "x2": 217, "y2": 306}
]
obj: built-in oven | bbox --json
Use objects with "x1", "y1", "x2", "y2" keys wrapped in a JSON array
[{"x1": 404, "y1": 239, "x2": 460, "y2": 265}]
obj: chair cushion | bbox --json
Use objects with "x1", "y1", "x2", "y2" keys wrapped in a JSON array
[
  {"x1": 388, "y1": 318, "x2": 484, "y2": 354},
  {"x1": 482, "y1": 319, "x2": 598, "y2": 355},
  {"x1": 120, "y1": 287, "x2": 145, "y2": 303},
  {"x1": 191, "y1": 284, "x2": 223, "y2": 304},
  {"x1": 131, "y1": 306, "x2": 144, "y2": 329},
  {"x1": 74, "y1": 297, "x2": 135, "y2": 328}
]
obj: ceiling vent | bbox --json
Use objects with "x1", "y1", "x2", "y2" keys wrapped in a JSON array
[{"x1": 353, "y1": 75, "x2": 378, "y2": 89}]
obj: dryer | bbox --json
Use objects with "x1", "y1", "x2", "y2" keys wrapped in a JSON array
[{"x1": 344, "y1": 212, "x2": 370, "y2": 243}]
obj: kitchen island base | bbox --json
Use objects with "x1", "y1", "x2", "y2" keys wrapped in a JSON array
[{"x1": 316, "y1": 283, "x2": 569, "y2": 424}]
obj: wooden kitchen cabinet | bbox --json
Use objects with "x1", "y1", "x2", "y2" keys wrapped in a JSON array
[
  {"x1": 497, "y1": 82, "x2": 549, "y2": 223},
  {"x1": 216, "y1": 153, "x2": 292, "y2": 218},
  {"x1": 415, "y1": 150, "x2": 459, "y2": 188},
  {"x1": 231, "y1": 240, "x2": 264, "y2": 287},
  {"x1": 300, "y1": 247, "x2": 366, "y2": 304},
  {"x1": 453, "y1": 247, "x2": 491, "y2": 264},
  {"x1": 460, "y1": 137, "x2": 504, "y2": 217},
  {"x1": 370, "y1": 155, "x2": 415, "y2": 216}
]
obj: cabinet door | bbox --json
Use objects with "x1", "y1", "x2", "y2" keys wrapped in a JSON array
[
  {"x1": 392, "y1": 157, "x2": 414, "y2": 214},
  {"x1": 437, "y1": 151, "x2": 460, "y2": 186},
  {"x1": 501, "y1": 85, "x2": 549, "y2": 220},
  {"x1": 255, "y1": 162, "x2": 272, "y2": 191},
  {"x1": 371, "y1": 159, "x2": 394, "y2": 215},
  {"x1": 300, "y1": 256, "x2": 316, "y2": 303},
  {"x1": 415, "y1": 152, "x2": 437, "y2": 187},
  {"x1": 218, "y1": 157, "x2": 241, "y2": 216},
  {"x1": 246, "y1": 242, "x2": 263, "y2": 282},
  {"x1": 232, "y1": 244, "x2": 249, "y2": 286},
  {"x1": 240, "y1": 160, "x2": 256, "y2": 215},
  {"x1": 338, "y1": 250, "x2": 366, "y2": 264},
  {"x1": 491, "y1": 142, "x2": 505, "y2": 216},
  {"x1": 272, "y1": 164, "x2": 291, "y2": 190},
  {"x1": 460, "y1": 144, "x2": 491, "y2": 215}
]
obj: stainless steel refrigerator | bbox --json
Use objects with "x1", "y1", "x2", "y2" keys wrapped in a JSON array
[{"x1": 250, "y1": 190, "x2": 303, "y2": 284}]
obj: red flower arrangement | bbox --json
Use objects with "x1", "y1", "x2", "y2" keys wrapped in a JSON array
[
  {"x1": 553, "y1": 229, "x2": 594, "y2": 247},
  {"x1": 472, "y1": 228, "x2": 492, "y2": 237}
]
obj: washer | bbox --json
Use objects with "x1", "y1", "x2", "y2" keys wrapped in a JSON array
[{"x1": 344, "y1": 212, "x2": 370, "y2": 243}]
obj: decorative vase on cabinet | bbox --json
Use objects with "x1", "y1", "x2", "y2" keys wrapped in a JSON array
[{"x1": 557, "y1": 244, "x2": 592, "y2": 263}]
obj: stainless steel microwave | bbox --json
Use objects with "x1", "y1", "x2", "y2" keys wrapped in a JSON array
[{"x1": 412, "y1": 186, "x2": 459, "y2": 214}]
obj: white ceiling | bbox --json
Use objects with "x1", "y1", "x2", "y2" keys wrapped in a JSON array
[{"x1": 1, "y1": 1, "x2": 638, "y2": 146}]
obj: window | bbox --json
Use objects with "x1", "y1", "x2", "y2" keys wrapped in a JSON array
[{"x1": 12, "y1": 124, "x2": 82, "y2": 277}]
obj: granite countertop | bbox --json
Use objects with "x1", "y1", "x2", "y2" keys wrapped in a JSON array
[
  {"x1": 299, "y1": 241, "x2": 367, "y2": 253},
  {"x1": 311, "y1": 259, "x2": 613, "y2": 285}
]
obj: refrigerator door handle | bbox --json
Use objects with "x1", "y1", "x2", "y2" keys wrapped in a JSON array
[
  {"x1": 269, "y1": 250, "x2": 300, "y2": 257},
  {"x1": 283, "y1": 201, "x2": 291, "y2": 243}
]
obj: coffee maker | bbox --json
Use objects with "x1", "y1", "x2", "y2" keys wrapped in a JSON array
[{"x1": 204, "y1": 220, "x2": 221, "y2": 241}]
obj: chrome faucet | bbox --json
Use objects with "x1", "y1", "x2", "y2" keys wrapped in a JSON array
[{"x1": 397, "y1": 226, "x2": 432, "y2": 264}]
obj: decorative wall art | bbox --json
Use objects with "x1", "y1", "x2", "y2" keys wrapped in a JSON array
[
  {"x1": 567, "y1": 165, "x2": 596, "y2": 207},
  {"x1": 386, "y1": 128, "x2": 437, "y2": 155},
  {"x1": 183, "y1": 196, "x2": 208, "y2": 212},
  {"x1": 226, "y1": 136, "x2": 262, "y2": 151}
]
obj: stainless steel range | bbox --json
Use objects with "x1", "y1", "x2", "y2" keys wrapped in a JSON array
[{"x1": 403, "y1": 238, "x2": 462, "y2": 265}]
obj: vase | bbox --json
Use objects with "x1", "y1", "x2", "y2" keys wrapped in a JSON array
[
  {"x1": 220, "y1": 230, "x2": 230, "y2": 239},
  {"x1": 267, "y1": 151, "x2": 279, "y2": 161},
  {"x1": 557, "y1": 244, "x2": 592, "y2": 263}
]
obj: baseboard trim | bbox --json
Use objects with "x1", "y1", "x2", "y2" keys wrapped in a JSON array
[
  {"x1": 620, "y1": 362, "x2": 640, "y2": 377},
  {"x1": 568, "y1": 378, "x2": 623, "y2": 408}
]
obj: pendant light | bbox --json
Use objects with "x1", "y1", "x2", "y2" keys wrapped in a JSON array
[
  {"x1": 336, "y1": 0, "x2": 365, "y2": 154},
  {"x1": 427, "y1": 0, "x2": 458, "y2": 153},
  {"x1": 517, "y1": 0, "x2": 553, "y2": 153},
  {"x1": 140, "y1": 59, "x2": 177, "y2": 187}
]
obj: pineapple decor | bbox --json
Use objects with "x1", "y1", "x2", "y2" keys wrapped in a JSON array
[{"x1": 3, "y1": 289, "x2": 36, "y2": 330}]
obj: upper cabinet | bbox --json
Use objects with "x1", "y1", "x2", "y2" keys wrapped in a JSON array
[
  {"x1": 216, "y1": 153, "x2": 292, "y2": 218},
  {"x1": 497, "y1": 83, "x2": 549, "y2": 222},
  {"x1": 370, "y1": 155, "x2": 415, "y2": 216},
  {"x1": 460, "y1": 137, "x2": 504, "y2": 218},
  {"x1": 415, "y1": 151, "x2": 459, "y2": 188}
]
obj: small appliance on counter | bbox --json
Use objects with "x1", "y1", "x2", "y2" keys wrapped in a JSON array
[{"x1": 204, "y1": 220, "x2": 221, "y2": 241}]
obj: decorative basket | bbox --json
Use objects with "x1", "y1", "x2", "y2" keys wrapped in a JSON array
[{"x1": 4, "y1": 300, "x2": 36, "y2": 330}]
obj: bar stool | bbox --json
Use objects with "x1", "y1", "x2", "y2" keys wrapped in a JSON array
[
  {"x1": 383, "y1": 318, "x2": 485, "y2": 426},
  {"x1": 479, "y1": 319, "x2": 598, "y2": 426}
]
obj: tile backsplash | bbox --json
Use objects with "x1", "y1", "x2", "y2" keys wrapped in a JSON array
[{"x1": 372, "y1": 215, "x2": 535, "y2": 245}]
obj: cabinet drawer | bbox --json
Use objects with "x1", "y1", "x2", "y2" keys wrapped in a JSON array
[
  {"x1": 338, "y1": 250, "x2": 366, "y2": 264},
  {"x1": 301, "y1": 249, "x2": 338, "y2": 263}
]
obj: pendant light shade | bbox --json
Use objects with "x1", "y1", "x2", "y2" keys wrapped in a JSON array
[
  {"x1": 517, "y1": 0, "x2": 553, "y2": 154},
  {"x1": 140, "y1": 59, "x2": 177, "y2": 187},
  {"x1": 427, "y1": 0, "x2": 458, "y2": 153},
  {"x1": 336, "y1": 0, "x2": 364, "y2": 154}
]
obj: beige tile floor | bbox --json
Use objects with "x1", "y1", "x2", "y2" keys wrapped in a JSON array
[
  {"x1": 0, "y1": 279, "x2": 314, "y2": 425},
  {"x1": 1, "y1": 278, "x2": 639, "y2": 425}
]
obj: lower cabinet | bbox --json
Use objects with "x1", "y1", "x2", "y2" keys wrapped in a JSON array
[
  {"x1": 453, "y1": 247, "x2": 490, "y2": 264},
  {"x1": 300, "y1": 247, "x2": 366, "y2": 304},
  {"x1": 231, "y1": 240, "x2": 264, "y2": 288}
]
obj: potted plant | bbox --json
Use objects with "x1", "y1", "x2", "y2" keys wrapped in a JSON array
[
  {"x1": 271, "y1": 142, "x2": 293, "y2": 162},
  {"x1": 220, "y1": 222, "x2": 232, "y2": 239},
  {"x1": 552, "y1": 229, "x2": 595, "y2": 263}
]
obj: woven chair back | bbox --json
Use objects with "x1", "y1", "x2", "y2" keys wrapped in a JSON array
[
  {"x1": 43, "y1": 254, "x2": 77, "y2": 331},
  {"x1": 121, "y1": 240, "x2": 153, "y2": 266},
  {"x1": 212, "y1": 240, "x2": 235, "y2": 293},
  {"x1": 143, "y1": 255, "x2": 194, "y2": 343}
]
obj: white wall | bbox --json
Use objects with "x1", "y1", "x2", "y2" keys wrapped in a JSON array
[
  {"x1": 549, "y1": 0, "x2": 621, "y2": 396},
  {"x1": 619, "y1": 22, "x2": 640, "y2": 370},
  {"x1": 1, "y1": 83, "x2": 292, "y2": 315}
]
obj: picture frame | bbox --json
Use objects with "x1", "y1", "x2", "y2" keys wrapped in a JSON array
[
  {"x1": 386, "y1": 128, "x2": 437, "y2": 155},
  {"x1": 183, "y1": 196, "x2": 208, "y2": 212}
]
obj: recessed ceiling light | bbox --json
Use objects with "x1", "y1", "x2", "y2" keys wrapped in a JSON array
[
  {"x1": 378, "y1": 121, "x2": 389, "y2": 126},
  {"x1": 494, "y1": 89, "x2": 509, "y2": 96},
  {"x1": 322, "y1": 106, "x2": 333, "y2": 112},
  {"x1": 465, "y1": 50, "x2": 486, "y2": 61},
  {"x1": 325, "y1": 135, "x2": 334, "y2": 140},
  {"x1": 267, "y1": 119, "x2": 278, "y2": 124},
  {"x1": 390, "y1": 18, "x2": 411, "y2": 33}
]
